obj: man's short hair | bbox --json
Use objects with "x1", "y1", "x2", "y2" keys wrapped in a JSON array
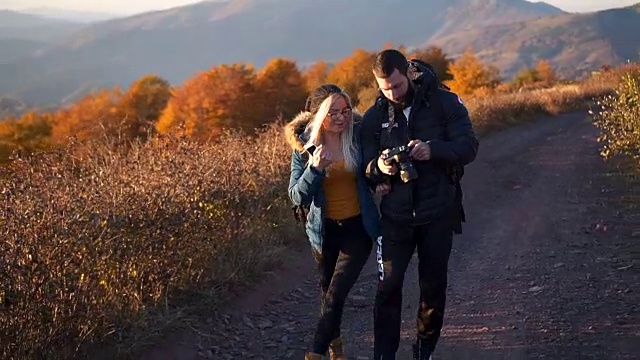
[{"x1": 373, "y1": 49, "x2": 408, "y2": 78}]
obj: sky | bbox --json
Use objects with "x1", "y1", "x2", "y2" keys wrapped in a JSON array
[{"x1": 0, "y1": 0, "x2": 637, "y2": 15}]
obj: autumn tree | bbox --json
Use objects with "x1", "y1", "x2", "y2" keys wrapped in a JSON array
[
  {"x1": 303, "y1": 60, "x2": 330, "y2": 93},
  {"x1": 535, "y1": 60, "x2": 558, "y2": 85},
  {"x1": 511, "y1": 60, "x2": 558, "y2": 88},
  {"x1": 117, "y1": 74, "x2": 172, "y2": 141},
  {"x1": 50, "y1": 88, "x2": 123, "y2": 144},
  {"x1": 256, "y1": 58, "x2": 307, "y2": 122},
  {"x1": 0, "y1": 112, "x2": 53, "y2": 162},
  {"x1": 326, "y1": 48, "x2": 376, "y2": 106},
  {"x1": 356, "y1": 86, "x2": 380, "y2": 112},
  {"x1": 156, "y1": 64, "x2": 259, "y2": 140},
  {"x1": 512, "y1": 67, "x2": 541, "y2": 88},
  {"x1": 409, "y1": 46, "x2": 453, "y2": 82},
  {"x1": 0, "y1": 120, "x2": 15, "y2": 162},
  {"x1": 445, "y1": 48, "x2": 501, "y2": 96}
]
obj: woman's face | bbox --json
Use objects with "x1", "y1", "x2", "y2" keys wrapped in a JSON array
[{"x1": 322, "y1": 95, "x2": 352, "y2": 134}]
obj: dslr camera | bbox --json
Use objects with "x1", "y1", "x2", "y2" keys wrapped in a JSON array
[{"x1": 380, "y1": 145, "x2": 418, "y2": 183}]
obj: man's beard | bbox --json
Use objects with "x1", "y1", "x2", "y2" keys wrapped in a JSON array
[{"x1": 390, "y1": 85, "x2": 415, "y2": 110}]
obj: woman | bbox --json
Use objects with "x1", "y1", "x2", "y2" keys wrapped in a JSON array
[{"x1": 285, "y1": 84, "x2": 380, "y2": 360}]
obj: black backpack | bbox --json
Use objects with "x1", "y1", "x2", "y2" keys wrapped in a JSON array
[{"x1": 373, "y1": 59, "x2": 466, "y2": 233}]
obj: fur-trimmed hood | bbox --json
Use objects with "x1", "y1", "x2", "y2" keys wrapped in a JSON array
[{"x1": 284, "y1": 111, "x2": 363, "y2": 152}]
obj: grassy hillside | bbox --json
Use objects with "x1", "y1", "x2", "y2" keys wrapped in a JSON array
[
  {"x1": 429, "y1": 6, "x2": 640, "y2": 79},
  {"x1": 0, "y1": 38, "x2": 43, "y2": 62},
  {"x1": 0, "y1": 9, "x2": 66, "y2": 27},
  {"x1": 0, "y1": 10, "x2": 84, "y2": 42},
  {"x1": 0, "y1": 0, "x2": 563, "y2": 106}
]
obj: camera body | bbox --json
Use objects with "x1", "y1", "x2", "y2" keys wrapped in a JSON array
[{"x1": 381, "y1": 145, "x2": 419, "y2": 183}]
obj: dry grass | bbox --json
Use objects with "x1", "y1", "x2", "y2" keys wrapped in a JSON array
[
  {"x1": 1, "y1": 64, "x2": 638, "y2": 360},
  {"x1": 466, "y1": 66, "x2": 636, "y2": 135},
  {"x1": 0, "y1": 123, "x2": 301, "y2": 359}
]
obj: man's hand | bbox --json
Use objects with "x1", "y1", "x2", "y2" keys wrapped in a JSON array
[
  {"x1": 311, "y1": 144, "x2": 332, "y2": 171},
  {"x1": 408, "y1": 139, "x2": 431, "y2": 161},
  {"x1": 377, "y1": 149, "x2": 398, "y2": 175},
  {"x1": 375, "y1": 183, "x2": 391, "y2": 196}
]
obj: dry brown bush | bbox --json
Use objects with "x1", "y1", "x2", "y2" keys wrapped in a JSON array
[
  {"x1": 464, "y1": 64, "x2": 639, "y2": 135},
  {"x1": 0, "y1": 123, "x2": 300, "y2": 359}
]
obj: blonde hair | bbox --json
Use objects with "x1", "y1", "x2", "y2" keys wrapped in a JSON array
[{"x1": 304, "y1": 92, "x2": 358, "y2": 172}]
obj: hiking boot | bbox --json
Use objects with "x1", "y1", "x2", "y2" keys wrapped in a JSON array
[
  {"x1": 412, "y1": 340, "x2": 432, "y2": 360},
  {"x1": 328, "y1": 336, "x2": 346, "y2": 360},
  {"x1": 304, "y1": 352, "x2": 323, "y2": 360}
]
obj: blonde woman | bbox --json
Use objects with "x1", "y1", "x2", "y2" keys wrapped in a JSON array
[{"x1": 285, "y1": 84, "x2": 380, "y2": 360}]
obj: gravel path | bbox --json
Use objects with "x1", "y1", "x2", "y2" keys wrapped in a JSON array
[{"x1": 142, "y1": 113, "x2": 639, "y2": 360}]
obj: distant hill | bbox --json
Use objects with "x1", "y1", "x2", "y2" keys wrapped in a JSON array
[
  {"x1": 429, "y1": 4, "x2": 640, "y2": 79},
  {"x1": 0, "y1": 10, "x2": 85, "y2": 42},
  {"x1": 430, "y1": 0, "x2": 564, "y2": 37},
  {"x1": 0, "y1": 0, "x2": 566, "y2": 107},
  {"x1": 0, "y1": 96, "x2": 29, "y2": 118},
  {"x1": 0, "y1": 38, "x2": 44, "y2": 62},
  {"x1": 22, "y1": 7, "x2": 123, "y2": 23},
  {"x1": 0, "y1": 9, "x2": 65, "y2": 27},
  {"x1": 6, "y1": 1, "x2": 640, "y2": 107}
]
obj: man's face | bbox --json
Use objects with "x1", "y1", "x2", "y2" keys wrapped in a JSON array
[{"x1": 375, "y1": 68, "x2": 409, "y2": 104}]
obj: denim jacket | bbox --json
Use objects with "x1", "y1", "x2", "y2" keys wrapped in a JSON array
[{"x1": 285, "y1": 111, "x2": 380, "y2": 253}]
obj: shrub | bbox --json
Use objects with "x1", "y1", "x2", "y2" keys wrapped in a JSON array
[
  {"x1": 463, "y1": 81, "x2": 615, "y2": 135},
  {"x1": 591, "y1": 68, "x2": 640, "y2": 162},
  {"x1": 0, "y1": 123, "x2": 299, "y2": 359}
]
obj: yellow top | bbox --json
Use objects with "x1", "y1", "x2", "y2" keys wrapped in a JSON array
[{"x1": 322, "y1": 160, "x2": 361, "y2": 220}]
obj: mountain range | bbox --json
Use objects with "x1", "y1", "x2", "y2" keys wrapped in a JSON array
[
  {"x1": 0, "y1": 0, "x2": 638, "y2": 110},
  {"x1": 20, "y1": 6, "x2": 122, "y2": 23}
]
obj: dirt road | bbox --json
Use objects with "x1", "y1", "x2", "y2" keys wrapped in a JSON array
[{"x1": 143, "y1": 113, "x2": 639, "y2": 359}]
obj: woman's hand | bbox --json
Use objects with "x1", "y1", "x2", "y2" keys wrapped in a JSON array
[{"x1": 311, "y1": 144, "x2": 332, "y2": 171}]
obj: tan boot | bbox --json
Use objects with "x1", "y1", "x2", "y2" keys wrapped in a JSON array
[
  {"x1": 328, "y1": 337, "x2": 346, "y2": 360},
  {"x1": 304, "y1": 352, "x2": 323, "y2": 360}
]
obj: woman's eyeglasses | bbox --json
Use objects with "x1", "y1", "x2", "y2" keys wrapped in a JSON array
[{"x1": 328, "y1": 108, "x2": 352, "y2": 120}]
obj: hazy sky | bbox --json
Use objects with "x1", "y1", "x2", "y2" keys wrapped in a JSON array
[{"x1": 0, "y1": 0, "x2": 637, "y2": 15}]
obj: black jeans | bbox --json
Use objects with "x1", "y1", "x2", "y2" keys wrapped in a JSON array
[
  {"x1": 311, "y1": 214, "x2": 372, "y2": 354},
  {"x1": 373, "y1": 213, "x2": 455, "y2": 359}
]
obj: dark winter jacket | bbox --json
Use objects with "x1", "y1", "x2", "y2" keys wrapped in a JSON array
[
  {"x1": 285, "y1": 111, "x2": 380, "y2": 253},
  {"x1": 361, "y1": 61, "x2": 479, "y2": 225}
]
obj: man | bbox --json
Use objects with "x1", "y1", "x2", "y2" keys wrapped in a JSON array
[{"x1": 360, "y1": 49, "x2": 479, "y2": 359}]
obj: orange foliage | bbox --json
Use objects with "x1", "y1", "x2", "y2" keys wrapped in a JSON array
[
  {"x1": 410, "y1": 46, "x2": 453, "y2": 81},
  {"x1": 0, "y1": 111, "x2": 53, "y2": 162},
  {"x1": 51, "y1": 88, "x2": 123, "y2": 144},
  {"x1": 0, "y1": 43, "x2": 572, "y2": 160},
  {"x1": 535, "y1": 60, "x2": 558, "y2": 85},
  {"x1": 303, "y1": 60, "x2": 330, "y2": 93},
  {"x1": 256, "y1": 58, "x2": 308, "y2": 121},
  {"x1": 445, "y1": 48, "x2": 501, "y2": 96},
  {"x1": 156, "y1": 64, "x2": 259, "y2": 140},
  {"x1": 326, "y1": 48, "x2": 376, "y2": 105},
  {"x1": 117, "y1": 75, "x2": 172, "y2": 140}
]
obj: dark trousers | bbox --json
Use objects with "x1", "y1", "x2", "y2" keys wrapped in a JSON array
[
  {"x1": 373, "y1": 214, "x2": 455, "y2": 359},
  {"x1": 311, "y1": 214, "x2": 372, "y2": 354}
]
